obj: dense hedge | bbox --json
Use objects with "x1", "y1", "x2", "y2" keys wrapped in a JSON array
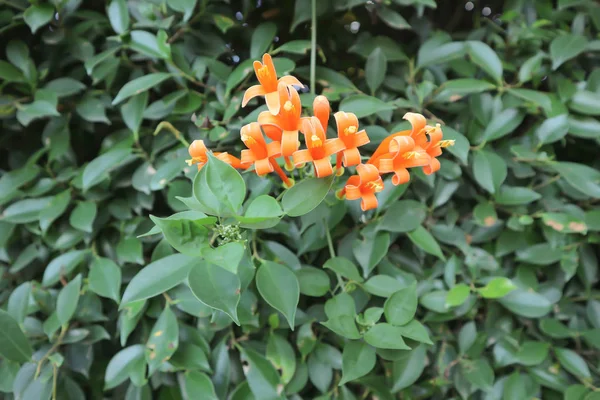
[{"x1": 1, "y1": 0, "x2": 600, "y2": 399}]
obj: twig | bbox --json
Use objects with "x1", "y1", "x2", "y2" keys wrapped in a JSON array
[
  {"x1": 310, "y1": 0, "x2": 317, "y2": 95},
  {"x1": 35, "y1": 324, "x2": 68, "y2": 379}
]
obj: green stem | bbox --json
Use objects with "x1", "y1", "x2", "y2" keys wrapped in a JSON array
[
  {"x1": 35, "y1": 324, "x2": 68, "y2": 379},
  {"x1": 310, "y1": 0, "x2": 317, "y2": 95},
  {"x1": 325, "y1": 220, "x2": 344, "y2": 291}
]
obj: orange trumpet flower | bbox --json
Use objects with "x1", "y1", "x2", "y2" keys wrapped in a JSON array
[
  {"x1": 186, "y1": 140, "x2": 245, "y2": 170},
  {"x1": 242, "y1": 54, "x2": 303, "y2": 115},
  {"x1": 334, "y1": 111, "x2": 370, "y2": 169},
  {"x1": 417, "y1": 123, "x2": 454, "y2": 175},
  {"x1": 313, "y1": 95, "x2": 330, "y2": 133},
  {"x1": 240, "y1": 122, "x2": 292, "y2": 187},
  {"x1": 341, "y1": 164, "x2": 384, "y2": 211},
  {"x1": 367, "y1": 112, "x2": 427, "y2": 164},
  {"x1": 293, "y1": 117, "x2": 345, "y2": 178},
  {"x1": 257, "y1": 82, "x2": 303, "y2": 158},
  {"x1": 369, "y1": 135, "x2": 430, "y2": 185}
]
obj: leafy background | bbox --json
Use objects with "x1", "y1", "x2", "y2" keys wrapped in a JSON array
[{"x1": 1, "y1": 0, "x2": 600, "y2": 399}]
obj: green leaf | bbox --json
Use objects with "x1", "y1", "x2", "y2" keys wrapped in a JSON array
[
  {"x1": 495, "y1": 186, "x2": 541, "y2": 205},
  {"x1": 192, "y1": 153, "x2": 246, "y2": 216},
  {"x1": 569, "y1": 90, "x2": 600, "y2": 116},
  {"x1": 516, "y1": 243, "x2": 562, "y2": 265},
  {"x1": 82, "y1": 148, "x2": 132, "y2": 191},
  {"x1": 353, "y1": 231, "x2": 390, "y2": 277},
  {"x1": 407, "y1": 226, "x2": 445, "y2": 260},
  {"x1": 555, "y1": 348, "x2": 591, "y2": 379},
  {"x1": 282, "y1": 176, "x2": 333, "y2": 217},
  {"x1": 256, "y1": 261, "x2": 300, "y2": 330},
  {"x1": 183, "y1": 371, "x2": 218, "y2": 400},
  {"x1": 478, "y1": 277, "x2": 516, "y2": 299},
  {"x1": 104, "y1": 345, "x2": 145, "y2": 390},
  {"x1": 365, "y1": 48, "x2": 387, "y2": 93},
  {"x1": 463, "y1": 359, "x2": 494, "y2": 391},
  {"x1": 150, "y1": 214, "x2": 211, "y2": 257},
  {"x1": 395, "y1": 320, "x2": 433, "y2": 344},
  {"x1": 376, "y1": 6, "x2": 410, "y2": 30},
  {"x1": 42, "y1": 250, "x2": 88, "y2": 287},
  {"x1": 364, "y1": 275, "x2": 404, "y2": 297},
  {"x1": 552, "y1": 162, "x2": 600, "y2": 198},
  {"x1": 436, "y1": 79, "x2": 496, "y2": 101},
  {"x1": 339, "y1": 95, "x2": 395, "y2": 118},
  {"x1": 107, "y1": 0, "x2": 129, "y2": 34},
  {"x1": 0, "y1": 309, "x2": 33, "y2": 363},
  {"x1": 446, "y1": 283, "x2": 471, "y2": 307},
  {"x1": 129, "y1": 30, "x2": 171, "y2": 60},
  {"x1": 240, "y1": 347, "x2": 283, "y2": 400},
  {"x1": 322, "y1": 316, "x2": 361, "y2": 339},
  {"x1": 57, "y1": 274, "x2": 82, "y2": 325},
  {"x1": 275, "y1": 40, "x2": 312, "y2": 55},
  {"x1": 516, "y1": 341, "x2": 550, "y2": 366},
  {"x1": 251, "y1": 22, "x2": 277, "y2": 59},
  {"x1": 267, "y1": 333, "x2": 296, "y2": 385},
  {"x1": 499, "y1": 289, "x2": 552, "y2": 318},
  {"x1": 296, "y1": 266, "x2": 330, "y2": 297},
  {"x1": 472, "y1": 150, "x2": 507, "y2": 194},
  {"x1": 116, "y1": 237, "x2": 144, "y2": 265},
  {"x1": 146, "y1": 306, "x2": 178, "y2": 375},
  {"x1": 391, "y1": 345, "x2": 426, "y2": 392},
  {"x1": 167, "y1": 0, "x2": 197, "y2": 20},
  {"x1": 235, "y1": 195, "x2": 283, "y2": 229},
  {"x1": 112, "y1": 73, "x2": 172, "y2": 105},
  {"x1": 508, "y1": 88, "x2": 552, "y2": 111},
  {"x1": 340, "y1": 341, "x2": 376, "y2": 385},
  {"x1": 550, "y1": 34, "x2": 587, "y2": 70},
  {"x1": 541, "y1": 212, "x2": 588, "y2": 234},
  {"x1": 323, "y1": 257, "x2": 363, "y2": 283},
  {"x1": 467, "y1": 41, "x2": 503, "y2": 83},
  {"x1": 518, "y1": 52, "x2": 545, "y2": 83},
  {"x1": 121, "y1": 92, "x2": 148, "y2": 135},
  {"x1": 0, "y1": 60, "x2": 25, "y2": 83},
  {"x1": 120, "y1": 254, "x2": 196, "y2": 306},
  {"x1": 364, "y1": 323, "x2": 410, "y2": 350},
  {"x1": 39, "y1": 190, "x2": 70, "y2": 233},
  {"x1": 69, "y1": 201, "x2": 97, "y2": 233},
  {"x1": 89, "y1": 258, "x2": 122, "y2": 304},
  {"x1": 8, "y1": 282, "x2": 31, "y2": 324},
  {"x1": 442, "y1": 127, "x2": 470, "y2": 164},
  {"x1": 378, "y1": 200, "x2": 426, "y2": 233},
  {"x1": 384, "y1": 282, "x2": 417, "y2": 326},
  {"x1": 3, "y1": 197, "x2": 52, "y2": 224},
  {"x1": 188, "y1": 262, "x2": 240, "y2": 324},
  {"x1": 23, "y1": 4, "x2": 54, "y2": 34},
  {"x1": 481, "y1": 108, "x2": 525, "y2": 142},
  {"x1": 417, "y1": 41, "x2": 466, "y2": 69}
]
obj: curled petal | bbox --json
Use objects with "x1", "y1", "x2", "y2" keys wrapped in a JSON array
[
  {"x1": 342, "y1": 148, "x2": 361, "y2": 167},
  {"x1": 313, "y1": 95, "x2": 330, "y2": 132},
  {"x1": 216, "y1": 153, "x2": 247, "y2": 170},
  {"x1": 391, "y1": 168, "x2": 411, "y2": 186},
  {"x1": 255, "y1": 157, "x2": 274, "y2": 176},
  {"x1": 265, "y1": 91, "x2": 280, "y2": 115},
  {"x1": 360, "y1": 192, "x2": 378, "y2": 211},
  {"x1": 354, "y1": 130, "x2": 370, "y2": 147},
  {"x1": 324, "y1": 138, "x2": 346, "y2": 156},
  {"x1": 267, "y1": 141, "x2": 283, "y2": 158},
  {"x1": 403, "y1": 112, "x2": 427, "y2": 137},
  {"x1": 356, "y1": 163, "x2": 380, "y2": 183},
  {"x1": 427, "y1": 124, "x2": 443, "y2": 144},
  {"x1": 376, "y1": 157, "x2": 394, "y2": 174},
  {"x1": 188, "y1": 140, "x2": 208, "y2": 158},
  {"x1": 423, "y1": 157, "x2": 441, "y2": 175},
  {"x1": 263, "y1": 54, "x2": 277, "y2": 80},
  {"x1": 240, "y1": 149, "x2": 256, "y2": 166},
  {"x1": 389, "y1": 136, "x2": 416, "y2": 155},
  {"x1": 293, "y1": 149, "x2": 313, "y2": 166},
  {"x1": 313, "y1": 157, "x2": 333, "y2": 178},
  {"x1": 258, "y1": 111, "x2": 283, "y2": 141},
  {"x1": 281, "y1": 130, "x2": 299, "y2": 157},
  {"x1": 242, "y1": 84, "x2": 266, "y2": 107},
  {"x1": 344, "y1": 176, "x2": 362, "y2": 200},
  {"x1": 278, "y1": 75, "x2": 303, "y2": 87}
]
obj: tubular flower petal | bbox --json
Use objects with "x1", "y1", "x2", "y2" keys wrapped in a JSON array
[
  {"x1": 293, "y1": 117, "x2": 345, "y2": 178},
  {"x1": 257, "y1": 82, "x2": 303, "y2": 157},
  {"x1": 240, "y1": 122, "x2": 282, "y2": 176},
  {"x1": 241, "y1": 53, "x2": 303, "y2": 115},
  {"x1": 342, "y1": 164, "x2": 384, "y2": 211},
  {"x1": 186, "y1": 140, "x2": 246, "y2": 170},
  {"x1": 420, "y1": 123, "x2": 452, "y2": 175},
  {"x1": 367, "y1": 111, "x2": 427, "y2": 164},
  {"x1": 313, "y1": 95, "x2": 331, "y2": 132},
  {"x1": 369, "y1": 135, "x2": 430, "y2": 186},
  {"x1": 334, "y1": 111, "x2": 370, "y2": 167}
]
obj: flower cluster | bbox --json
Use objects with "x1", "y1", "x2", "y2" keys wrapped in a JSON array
[{"x1": 186, "y1": 53, "x2": 454, "y2": 211}]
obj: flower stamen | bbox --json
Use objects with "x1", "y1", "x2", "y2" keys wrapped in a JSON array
[{"x1": 344, "y1": 125, "x2": 357, "y2": 136}]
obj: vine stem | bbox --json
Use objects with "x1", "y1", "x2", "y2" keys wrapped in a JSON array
[
  {"x1": 310, "y1": 0, "x2": 317, "y2": 95},
  {"x1": 35, "y1": 324, "x2": 68, "y2": 379},
  {"x1": 325, "y1": 220, "x2": 344, "y2": 291}
]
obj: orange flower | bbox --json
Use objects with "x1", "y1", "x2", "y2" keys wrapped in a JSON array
[
  {"x1": 242, "y1": 54, "x2": 303, "y2": 115},
  {"x1": 342, "y1": 164, "x2": 384, "y2": 211},
  {"x1": 417, "y1": 123, "x2": 454, "y2": 175},
  {"x1": 334, "y1": 111, "x2": 370, "y2": 168},
  {"x1": 186, "y1": 140, "x2": 245, "y2": 170},
  {"x1": 313, "y1": 95, "x2": 330, "y2": 133},
  {"x1": 367, "y1": 112, "x2": 427, "y2": 164},
  {"x1": 240, "y1": 122, "x2": 292, "y2": 187},
  {"x1": 257, "y1": 82, "x2": 303, "y2": 157},
  {"x1": 293, "y1": 117, "x2": 345, "y2": 178},
  {"x1": 368, "y1": 135, "x2": 430, "y2": 185}
]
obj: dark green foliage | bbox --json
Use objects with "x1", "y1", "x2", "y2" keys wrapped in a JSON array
[{"x1": 1, "y1": 0, "x2": 600, "y2": 399}]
